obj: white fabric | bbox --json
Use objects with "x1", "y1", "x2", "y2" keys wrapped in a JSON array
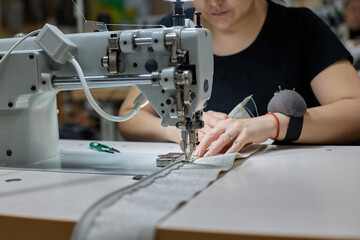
[
  {"x1": 85, "y1": 144, "x2": 264, "y2": 240},
  {"x1": 228, "y1": 95, "x2": 253, "y2": 119}
]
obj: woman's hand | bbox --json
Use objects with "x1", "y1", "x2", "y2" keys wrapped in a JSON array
[
  {"x1": 198, "y1": 111, "x2": 229, "y2": 141},
  {"x1": 194, "y1": 114, "x2": 286, "y2": 157}
]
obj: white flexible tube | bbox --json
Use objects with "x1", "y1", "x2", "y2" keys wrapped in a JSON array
[
  {"x1": 68, "y1": 55, "x2": 148, "y2": 122},
  {"x1": 0, "y1": 29, "x2": 41, "y2": 65},
  {"x1": 0, "y1": 28, "x2": 148, "y2": 123}
]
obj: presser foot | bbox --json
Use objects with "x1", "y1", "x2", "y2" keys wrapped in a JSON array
[{"x1": 156, "y1": 152, "x2": 184, "y2": 167}]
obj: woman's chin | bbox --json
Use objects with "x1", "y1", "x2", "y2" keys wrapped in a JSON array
[{"x1": 211, "y1": 22, "x2": 234, "y2": 32}]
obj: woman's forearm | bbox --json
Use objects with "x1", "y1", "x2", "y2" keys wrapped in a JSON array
[
  {"x1": 294, "y1": 99, "x2": 360, "y2": 144},
  {"x1": 118, "y1": 109, "x2": 181, "y2": 142}
]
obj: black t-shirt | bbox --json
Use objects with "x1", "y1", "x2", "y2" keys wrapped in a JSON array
[
  {"x1": 159, "y1": 1, "x2": 353, "y2": 116},
  {"x1": 350, "y1": 30, "x2": 360, "y2": 40}
]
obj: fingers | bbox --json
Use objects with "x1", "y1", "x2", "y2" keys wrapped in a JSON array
[
  {"x1": 197, "y1": 131, "x2": 205, "y2": 142},
  {"x1": 203, "y1": 131, "x2": 235, "y2": 157},
  {"x1": 225, "y1": 134, "x2": 248, "y2": 154},
  {"x1": 198, "y1": 111, "x2": 228, "y2": 145},
  {"x1": 194, "y1": 128, "x2": 225, "y2": 157},
  {"x1": 206, "y1": 110, "x2": 228, "y2": 119},
  {"x1": 199, "y1": 123, "x2": 213, "y2": 135},
  {"x1": 203, "y1": 111, "x2": 228, "y2": 128},
  {"x1": 195, "y1": 118, "x2": 251, "y2": 157}
]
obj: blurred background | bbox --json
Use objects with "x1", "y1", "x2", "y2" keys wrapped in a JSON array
[{"x1": 0, "y1": 0, "x2": 356, "y2": 141}]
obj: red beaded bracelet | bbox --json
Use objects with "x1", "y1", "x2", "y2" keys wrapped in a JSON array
[{"x1": 266, "y1": 112, "x2": 280, "y2": 141}]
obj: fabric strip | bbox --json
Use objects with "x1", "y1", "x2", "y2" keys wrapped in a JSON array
[{"x1": 73, "y1": 144, "x2": 265, "y2": 240}]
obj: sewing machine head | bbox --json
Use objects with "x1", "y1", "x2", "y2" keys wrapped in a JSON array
[{"x1": 0, "y1": 1, "x2": 213, "y2": 167}]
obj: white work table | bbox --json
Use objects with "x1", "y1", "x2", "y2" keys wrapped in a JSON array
[
  {"x1": 0, "y1": 140, "x2": 180, "y2": 240},
  {"x1": 0, "y1": 141, "x2": 359, "y2": 240},
  {"x1": 158, "y1": 145, "x2": 360, "y2": 240}
]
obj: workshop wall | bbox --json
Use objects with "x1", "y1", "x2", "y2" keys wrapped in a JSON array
[{"x1": 0, "y1": 0, "x2": 174, "y2": 37}]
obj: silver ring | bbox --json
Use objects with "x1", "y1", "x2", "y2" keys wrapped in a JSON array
[{"x1": 225, "y1": 131, "x2": 233, "y2": 140}]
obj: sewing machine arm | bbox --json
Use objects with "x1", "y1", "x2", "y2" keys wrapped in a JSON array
[{"x1": 0, "y1": 24, "x2": 213, "y2": 166}]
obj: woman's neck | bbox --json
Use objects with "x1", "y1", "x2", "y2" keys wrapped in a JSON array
[{"x1": 204, "y1": 0, "x2": 268, "y2": 56}]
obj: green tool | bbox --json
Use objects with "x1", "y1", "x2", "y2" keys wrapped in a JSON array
[{"x1": 89, "y1": 142, "x2": 120, "y2": 154}]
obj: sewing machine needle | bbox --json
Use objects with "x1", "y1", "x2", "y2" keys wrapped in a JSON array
[{"x1": 180, "y1": 130, "x2": 189, "y2": 161}]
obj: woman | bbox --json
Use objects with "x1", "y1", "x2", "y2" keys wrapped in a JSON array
[
  {"x1": 119, "y1": 0, "x2": 360, "y2": 157},
  {"x1": 338, "y1": 0, "x2": 360, "y2": 46}
]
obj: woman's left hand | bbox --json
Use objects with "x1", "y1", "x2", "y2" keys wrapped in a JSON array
[{"x1": 194, "y1": 114, "x2": 282, "y2": 157}]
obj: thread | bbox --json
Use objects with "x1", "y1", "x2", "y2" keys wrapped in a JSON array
[{"x1": 72, "y1": 0, "x2": 87, "y2": 22}]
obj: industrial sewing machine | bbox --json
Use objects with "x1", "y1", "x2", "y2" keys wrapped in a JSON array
[{"x1": 0, "y1": 0, "x2": 213, "y2": 168}]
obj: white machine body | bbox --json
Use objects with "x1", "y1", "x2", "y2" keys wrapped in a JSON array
[{"x1": 0, "y1": 23, "x2": 213, "y2": 167}]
